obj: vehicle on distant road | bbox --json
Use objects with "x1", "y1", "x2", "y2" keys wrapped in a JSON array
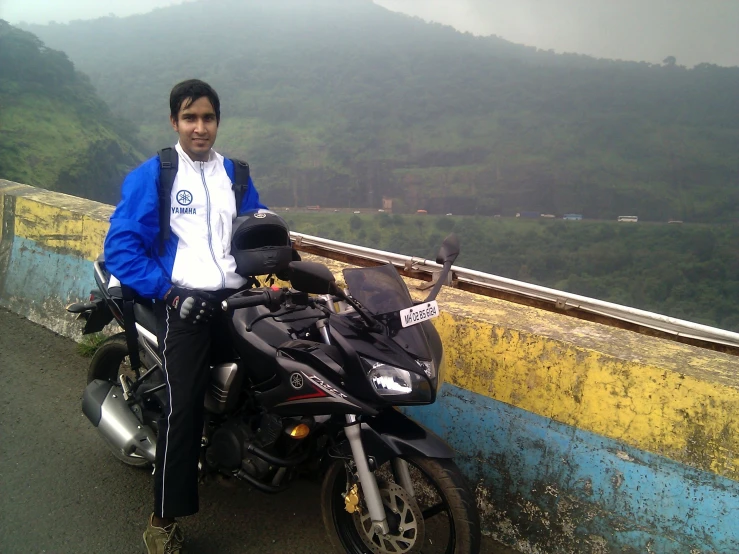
[
  {"x1": 617, "y1": 215, "x2": 638, "y2": 222},
  {"x1": 416, "y1": 209, "x2": 428, "y2": 215},
  {"x1": 353, "y1": 210, "x2": 360, "y2": 214},
  {"x1": 563, "y1": 213, "x2": 582, "y2": 221}
]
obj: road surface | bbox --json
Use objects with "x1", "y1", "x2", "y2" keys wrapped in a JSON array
[{"x1": 0, "y1": 308, "x2": 517, "y2": 553}]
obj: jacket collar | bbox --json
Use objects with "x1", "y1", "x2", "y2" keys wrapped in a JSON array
[{"x1": 175, "y1": 142, "x2": 219, "y2": 173}]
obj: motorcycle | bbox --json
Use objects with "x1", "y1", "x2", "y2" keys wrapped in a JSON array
[{"x1": 68, "y1": 234, "x2": 481, "y2": 554}]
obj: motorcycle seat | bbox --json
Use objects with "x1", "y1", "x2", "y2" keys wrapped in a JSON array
[{"x1": 133, "y1": 303, "x2": 157, "y2": 335}]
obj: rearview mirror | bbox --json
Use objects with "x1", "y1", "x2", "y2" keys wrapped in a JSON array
[
  {"x1": 288, "y1": 261, "x2": 336, "y2": 294},
  {"x1": 435, "y1": 234, "x2": 460, "y2": 265}
]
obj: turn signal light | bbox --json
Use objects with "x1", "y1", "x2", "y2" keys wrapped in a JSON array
[{"x1": 286, "y1": 423, "x2": 311, "y2": 439}]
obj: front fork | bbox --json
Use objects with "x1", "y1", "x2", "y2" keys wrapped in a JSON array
[
  {"x1": 345, "y1": 414, "x2": 389, "y2": 535},
  {"x1": 345, "y1": 415, "x2": 417, "y2": 536}
]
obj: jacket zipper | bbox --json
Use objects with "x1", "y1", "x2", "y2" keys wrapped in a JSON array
[{"x1": 200, "y1": 162, "x2": 226, "y2": 289}]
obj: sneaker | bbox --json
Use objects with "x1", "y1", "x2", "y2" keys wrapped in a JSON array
[{"x1": 143, "y1": 513, "x2": 185, "y2": 554}]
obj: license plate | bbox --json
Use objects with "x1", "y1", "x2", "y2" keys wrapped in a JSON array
[{"x1": 399, "y1": 301, "x2": 439, "y2": 328}]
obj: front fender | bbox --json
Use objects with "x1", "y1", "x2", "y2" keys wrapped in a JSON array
[{"x1": 354, "y1": 408, "x2": 455, "y2": 466}]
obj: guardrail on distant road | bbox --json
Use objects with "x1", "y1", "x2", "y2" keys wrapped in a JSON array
[{"x1": 291, "y1": 232, "x2": 739, "y2": 355}]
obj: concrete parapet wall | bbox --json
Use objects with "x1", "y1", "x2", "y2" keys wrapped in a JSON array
[
  {"x1": 0, "y1": 181, "x2": 110, "y2": 337},
  {"x1": 406, "y1": 297, "x2": 739, "y2": 552},
  {"x1": 2, "y1": 180, "x2": 738, "y2": 553}
]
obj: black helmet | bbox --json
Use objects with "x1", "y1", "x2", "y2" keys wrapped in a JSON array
[{"x1": 231, "y1": 210, "x2": 293, "y2": 276}]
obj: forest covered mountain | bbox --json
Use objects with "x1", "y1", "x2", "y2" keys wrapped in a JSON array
[
  {"x1": 0, "y1": 21, "x2": 143, "y2": 203},
  {"x1": 21, "y1": 0, "x2": 739, "y2": 222}
]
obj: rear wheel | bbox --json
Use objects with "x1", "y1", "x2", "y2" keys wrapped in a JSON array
[
  {"x1": 87, "y1": 333, "x2": 161, "y2": 468},
  {"x1": 321, "y1": 456, "x2": 481, "y2": 554}
]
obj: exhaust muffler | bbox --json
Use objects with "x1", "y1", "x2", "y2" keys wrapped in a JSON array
[{"x1": 82, "y1": 380, "x2": 156, "y2": 462}]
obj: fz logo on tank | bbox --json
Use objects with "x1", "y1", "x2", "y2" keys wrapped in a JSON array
[{"x1": 172, "y1": 190, "x2": 196, "y2": 215}]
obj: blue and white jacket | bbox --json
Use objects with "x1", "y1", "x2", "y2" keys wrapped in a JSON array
[{"x1": 104, "y1": 142, "x2": 267, "y2": 299}]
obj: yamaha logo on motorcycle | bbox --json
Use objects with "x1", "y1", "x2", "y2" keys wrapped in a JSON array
[
  {"x1": 73, "y1": 234, "x2": 481, "y2": 553},
  {"x1": 289, "y1": 372, "x2": 304, "y2": 389}
]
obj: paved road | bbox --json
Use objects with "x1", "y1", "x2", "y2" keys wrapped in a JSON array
[{"x1": 0, "y1": 308, "x2": 516, "y2": 554}]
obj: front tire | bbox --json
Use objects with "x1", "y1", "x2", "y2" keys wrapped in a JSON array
[
  {"x1": 87, "y1": 333, "x2": 159, "y2": 468},
  {"x1": 321, "y1": 456, "x2": 481, "y2": 554}
]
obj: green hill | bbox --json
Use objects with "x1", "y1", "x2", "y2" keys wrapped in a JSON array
[
  {"x1": 0, "y1": 21, "x2": 144, "y2": 204},
  {"x1": 21, "y1": 0, "x2": 739, "y2": 222}
]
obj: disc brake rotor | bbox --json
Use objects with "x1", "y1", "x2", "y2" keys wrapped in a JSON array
[{"x1": 353, "y1": 483, "x2": 425, "y2": 554}]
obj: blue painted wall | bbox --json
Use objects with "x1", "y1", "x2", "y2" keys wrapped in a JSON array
[
  {"x1": 1, "y1": 237, "x2": 96, "y2": 330},
  {"x1": 407, "y1": 384, "x2": 739, "y2": 553}
]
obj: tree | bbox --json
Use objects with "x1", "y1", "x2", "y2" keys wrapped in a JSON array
[{"x1": 349, "y1": 215, "x2": 362, "y2": 231}]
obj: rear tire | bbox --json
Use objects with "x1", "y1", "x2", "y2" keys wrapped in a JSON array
[
  {"x1": 321, "y1": 456, "x2": 481, "y2": 554},
  {"x1": 87, "y1": 333, "x2": 158, "y2": 468}
]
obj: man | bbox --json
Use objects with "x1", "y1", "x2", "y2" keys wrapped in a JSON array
[{"x1": 104, "y1": 79, "x2": 266, "y2": 553}]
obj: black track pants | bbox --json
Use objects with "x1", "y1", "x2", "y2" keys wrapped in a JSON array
[{"x1": 153, "y1": 301, "x2": 214, "y2": 518}]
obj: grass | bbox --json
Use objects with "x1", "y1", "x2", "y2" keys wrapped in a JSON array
[{"x1": 76, "y1": 333, "x2": 107, "y2": 357}]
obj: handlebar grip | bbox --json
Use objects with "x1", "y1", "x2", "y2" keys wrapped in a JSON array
[{"x1": 221, "y1": 292, "x2": 270, "y2": 311}]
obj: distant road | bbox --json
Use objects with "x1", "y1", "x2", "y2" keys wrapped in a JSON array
[
  {"x1": 0, "y1": 309, "x2": 516, "y2": 554},
  {"x1": 272, "y1": 208, "x2": 695, "y2": 225}
]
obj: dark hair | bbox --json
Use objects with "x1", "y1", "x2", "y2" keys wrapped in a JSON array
[{"x1": 169, "y1": 79, "x2": 221, "y2": 124}]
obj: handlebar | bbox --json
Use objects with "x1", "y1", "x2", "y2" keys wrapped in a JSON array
[
  {"x1": 221, "y1": 291, "x2": 274, "y2": 311},
  {"x1": 221, "y1": 287, "x2": 317, "y2": 312}
]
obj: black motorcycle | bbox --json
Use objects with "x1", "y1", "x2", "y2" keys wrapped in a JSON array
[{"x1": 68, "y1": 234, "x2": 481, "y2": 554}]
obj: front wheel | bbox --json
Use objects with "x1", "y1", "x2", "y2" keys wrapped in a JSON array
[{"x1": 321, "y1": 456, "x2": 481, "y2": 554}]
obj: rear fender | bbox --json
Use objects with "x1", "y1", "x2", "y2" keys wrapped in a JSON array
[{"x1": 69, "y1": 298, "x2": 115, "y2": 334}]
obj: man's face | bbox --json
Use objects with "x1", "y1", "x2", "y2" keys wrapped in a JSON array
[{"x1": 170, "y1": 96, "x2": 218, "y2": 162}]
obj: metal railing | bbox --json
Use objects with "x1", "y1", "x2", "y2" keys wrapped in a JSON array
[{"x1": 291, "y1": 232, "x2": 739, "y2": 356}]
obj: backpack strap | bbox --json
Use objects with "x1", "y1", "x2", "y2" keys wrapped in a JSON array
[
  {"x1": 120, "y1": 284, "x2": 142, "y2": 374},
  {"x1": 231, "y1": 159, "x2": 250, "y2": 214},
  {"x1": 157, "y1": 148, "x2": 178, "y2": 255}
]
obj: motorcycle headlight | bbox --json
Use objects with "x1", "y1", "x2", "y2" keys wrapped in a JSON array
[
  {"x1": 361, "y1": 357, "x2": 432, "y2": 403},
  {"x1": 370, "y1": 364, "x2": 413, "y2": 396}
]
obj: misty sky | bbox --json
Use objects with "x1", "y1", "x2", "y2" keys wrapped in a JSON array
[
  {"x1": 1, "y1": 0, "x2": 737, "y2": 67},
  {"x1": 375, "y1": 0, "x2": 739, "y2": 67}
]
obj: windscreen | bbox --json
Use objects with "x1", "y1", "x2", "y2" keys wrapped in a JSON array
[
  {"x1": 342, "y1": 264, "x2": 431, "y2": 359},
  {"x1": 343, "y1": 264, "x2": 413, "y2": 314}
]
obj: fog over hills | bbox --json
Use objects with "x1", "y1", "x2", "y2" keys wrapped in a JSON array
[
  {"x1": 6, "y1": 0, "x2": 738, "y2": 67},
  {"x1": 14, "y1": 0, "x2": 739, "y2": 222}
]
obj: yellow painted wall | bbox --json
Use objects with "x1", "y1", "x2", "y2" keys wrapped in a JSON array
[{"x1": 2, "y1": 181, "x2": 112, "y2": 261}]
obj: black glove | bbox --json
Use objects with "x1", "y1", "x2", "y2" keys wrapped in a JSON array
[{"x1": 163, "y1": 286, "x2": 217, "y2": 324}]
